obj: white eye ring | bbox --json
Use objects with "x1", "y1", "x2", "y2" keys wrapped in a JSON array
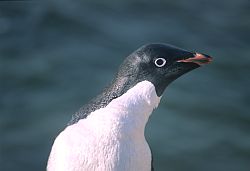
[{"x1": 154, "y1": 58, "x2": 166, "y2": 67}]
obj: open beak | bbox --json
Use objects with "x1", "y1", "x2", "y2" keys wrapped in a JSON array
[{"x1": 177, "y1": 53, "x2": 212, "y2": 66}]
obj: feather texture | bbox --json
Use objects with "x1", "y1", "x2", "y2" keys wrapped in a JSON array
[{"x1": 47, "y1": 81, "x2": 161, "y2": 171}]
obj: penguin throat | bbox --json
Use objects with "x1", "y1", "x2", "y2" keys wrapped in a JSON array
[{"x1": 84, "y1": 80, "x2": 161, "y2": 137}]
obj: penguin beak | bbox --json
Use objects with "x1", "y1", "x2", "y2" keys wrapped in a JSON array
[{"x1": 177, "y1": 53, "x2": 212, "y2": 66}]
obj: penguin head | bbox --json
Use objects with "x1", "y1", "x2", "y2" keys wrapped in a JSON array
[
  {"x1": 68, "y1": 43, "x2": 212, "y2": 124},
  {"x1": 115, "y1": 43, "x2": 212, "y2": 96}
]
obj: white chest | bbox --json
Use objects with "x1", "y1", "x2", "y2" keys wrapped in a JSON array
[{"x1": 47, "y1": 81, "x2": 161, "y2": 171}]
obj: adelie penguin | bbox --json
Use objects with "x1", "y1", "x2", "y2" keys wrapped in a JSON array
[{"x1": 47, "y1": 43, "x2": 212, "y2": 171}]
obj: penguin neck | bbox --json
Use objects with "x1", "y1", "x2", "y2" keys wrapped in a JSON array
[
  {"x1": 85, "y1": 80, "x2": 161, "y2": 138},
  {"x1": 69, "y1": 76, "x2": 162, "y2": 126}
]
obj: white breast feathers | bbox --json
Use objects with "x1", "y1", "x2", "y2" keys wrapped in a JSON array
[{"x1": 47, "y1": 80, "x2": 161, "y2": 171}]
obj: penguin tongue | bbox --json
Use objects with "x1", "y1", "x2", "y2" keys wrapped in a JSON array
[{"x1": 177, "y1": 53, "x2": 212, "y2": 66}]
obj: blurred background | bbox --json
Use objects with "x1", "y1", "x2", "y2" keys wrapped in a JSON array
[{"x1": 0, "y1": 0, "x2": 249, "y2": 170}]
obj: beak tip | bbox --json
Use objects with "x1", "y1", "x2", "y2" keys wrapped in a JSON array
[
  {"x1": 201, "y1": 53, "x2": 213, "y2": 60},
  {"x1": 194, "y1": 53, "x2": 213, "y2": 65}
]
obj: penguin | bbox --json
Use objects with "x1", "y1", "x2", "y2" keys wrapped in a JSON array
[{"x1": 47, "y1": 43, "x2": 212, "y2": 171}]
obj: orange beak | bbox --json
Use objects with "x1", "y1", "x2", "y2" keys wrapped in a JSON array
[{"x1": 177, "y1": 53, "x2": 212, "y2": 66}]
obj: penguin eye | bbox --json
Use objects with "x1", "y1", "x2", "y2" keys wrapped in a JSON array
[{"x1": 154, "y1": 58, "x2": 166, "y2": 67}]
